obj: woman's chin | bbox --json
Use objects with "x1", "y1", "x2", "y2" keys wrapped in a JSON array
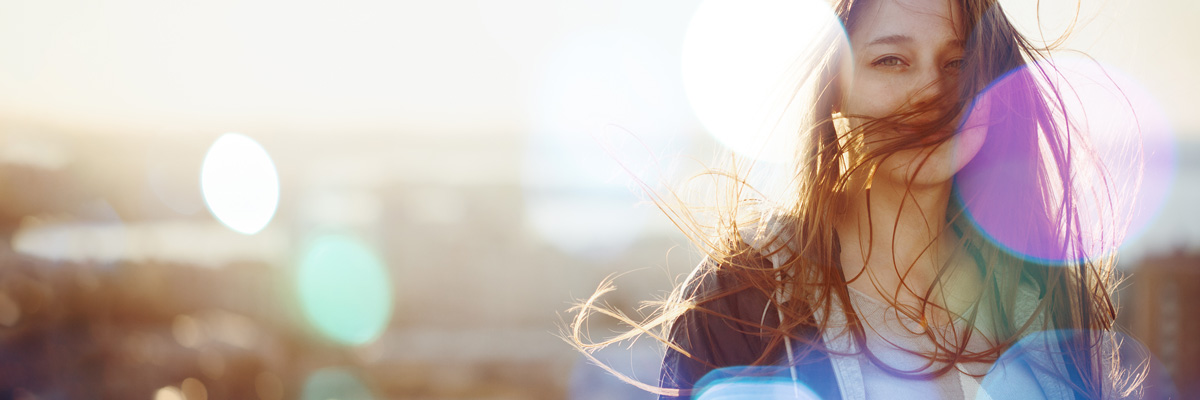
[{"x1": 879, "y1": 142, "x2": 961, "y2": 188}]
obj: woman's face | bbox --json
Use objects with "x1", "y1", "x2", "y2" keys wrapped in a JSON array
[{"x1": 838, "y1": 0, "x2": 988, "y2": 187}]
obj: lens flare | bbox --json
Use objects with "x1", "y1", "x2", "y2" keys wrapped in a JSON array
[
  {"x1": 681, "y1": 0, "x2": 847, "y2": 162},
  {"x1": 978, "y1": 330, "x2": 1177, "y2": 399},
  {"x1": 695, "y1": 366, "x2": 822, "y2": 400},
  {"x1": 300, "y1": 368, "x2": 375, "y2": 400},
  {"x1": 954, "y1": 58, "x2": 1176, "y2": 264},
  {"x1": 154, "y1": 386, "x2": 184, "y2": 400},
  {"x1": 297, "y1": 234, "x2": 393, "y2": 346},
  {"x1": 180, "y1": 378, "x2": 208, "y2": 400},
  {"x1": 200, "y1": 133, "x2": 280, "y2": 235}
]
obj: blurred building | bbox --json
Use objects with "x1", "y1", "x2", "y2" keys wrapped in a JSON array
[{"x1": 1122, "y1": 250, "x2": 1200, "y2": 399}]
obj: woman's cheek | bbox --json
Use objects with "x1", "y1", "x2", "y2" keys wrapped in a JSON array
[{"x1": 952, "y1": 95, "x2": 990, "y2": 173}]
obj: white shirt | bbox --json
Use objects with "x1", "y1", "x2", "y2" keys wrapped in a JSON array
[{"x1": 845, "y1": 286, "x2": 1046, "y2": 400}]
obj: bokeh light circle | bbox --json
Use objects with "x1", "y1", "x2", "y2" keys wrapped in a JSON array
[
  {"x1": 300, "y1": 368, "x2": 375, "y2": 400},
  {"x1": 154, "y1": 386, "x2": 184, "y2": 400},
  {"x1": 200, "y1": 132, "x2": 280, "y2": 235},
  {"x1": 695, "y1": 366, "x2": 821, "y2": 400},
  {"x1": 297, "y1": 234, "x2": 393, "y2": 346},
  {"x1": 954, "y1": 58, "x2": 1176, "y2": 264},
  {"x1": 681, "y1": 0, "x2": 847, "y2": 162},
  {"x1": 978, "y1": 330, "x2": 1177, "y2": 399}
]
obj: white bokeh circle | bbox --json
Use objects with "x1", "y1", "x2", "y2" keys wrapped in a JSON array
[
  {"x1": 681, "y1": 0, "x2": 846, "y2": 163},
  {"x1": 200, "y1": 133, "x2": 280, "y2": 235}
]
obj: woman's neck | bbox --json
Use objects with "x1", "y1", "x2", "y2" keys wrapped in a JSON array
[{"x1": 834, "y1": 176, "x2": 980, "y2": 315}]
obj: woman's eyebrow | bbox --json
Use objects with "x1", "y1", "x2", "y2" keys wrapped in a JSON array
[
  {"x1": 866, "y1": 35, "x2": 964, "y2": 51},
  {"x1": 866, "y1": 34, "x2": 912, "y2": 47}
]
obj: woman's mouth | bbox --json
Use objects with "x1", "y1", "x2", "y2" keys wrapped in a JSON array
[{"x1": 895, "y1": 126, "x2": 956, "y2": 144}]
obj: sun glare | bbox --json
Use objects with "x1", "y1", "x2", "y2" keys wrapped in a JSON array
[{"x1": 681, "y1": 0, "x2": 846, "y2": 163}]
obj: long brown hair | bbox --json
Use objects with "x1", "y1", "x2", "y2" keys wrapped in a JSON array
[{"x1": 566, "y1": 0, "x2": 1128, "y2": 398}]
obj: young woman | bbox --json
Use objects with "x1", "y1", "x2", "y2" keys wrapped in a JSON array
[{"x1": 569, "y1": 0, "x2": 1142, "y2": 398}]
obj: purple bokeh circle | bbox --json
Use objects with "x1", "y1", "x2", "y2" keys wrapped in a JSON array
[{"x1": 954, "y1": 58, "x2": 1176, "y2": 264}]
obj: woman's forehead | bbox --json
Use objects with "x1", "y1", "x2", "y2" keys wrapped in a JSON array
[{"x1": 849, "y1": 0, "x2": 963, "y2": 45}]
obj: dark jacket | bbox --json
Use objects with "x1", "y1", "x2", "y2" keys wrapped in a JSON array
[{"x1": 657, "y1": 253, "x2": 842, "y2": 400}]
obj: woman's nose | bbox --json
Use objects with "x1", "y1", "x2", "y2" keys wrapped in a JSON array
[{"x1": 910, "y1": 65, "x2": 952, "y2": 106}]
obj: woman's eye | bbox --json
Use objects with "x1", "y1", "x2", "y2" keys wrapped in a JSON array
[
  {"x1": 944, "y1": 59, "x2": 965, "y2": 72},
  {"x1": 872, "y1": 56, "x2": 906, "y2": 68}
]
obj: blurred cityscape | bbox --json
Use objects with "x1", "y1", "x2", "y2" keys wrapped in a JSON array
[
  {"x1": 0, "y1": 126, "x2": 708, "y2": 399},
  {"x1": 0, "y1": 124, "x2": 1195, "y2": 399}
]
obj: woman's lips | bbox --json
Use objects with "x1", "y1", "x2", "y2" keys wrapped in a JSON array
[
  {"x1": 896, "y1": 126, "x2": 955, "y2": 136},
  {"x1": 894, "y1": 126, "x2": 956, "y2": 145}
]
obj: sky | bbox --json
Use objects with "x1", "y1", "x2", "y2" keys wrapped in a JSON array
[{"x1": 0, "y1": 0, "x2": 1194, "y2": 140}]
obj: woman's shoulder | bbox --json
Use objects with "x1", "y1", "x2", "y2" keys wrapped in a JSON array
[
  {"x1": 676, "y1": 250, "x2": 775, "y2": 309},
  {"x1": 661, "y1": 238, "x2": 790, "y2": 394},
  {"x1": 663, "y1": 251, "x2": 782, "y2": 388},
  {"x1": 667, "y1": 207, "x2": 804, "y2": 354},
  {"x1": 739, "y1": 205, "x2": 800, "y2": 269},
  {"x1": 661, "y1": 206, "x2": 839, "y2": 400}
]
